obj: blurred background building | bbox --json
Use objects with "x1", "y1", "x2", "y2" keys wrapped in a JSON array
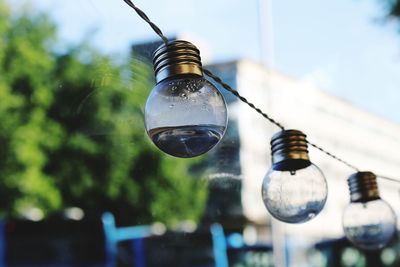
[{"x1": 205, "y1": 58, "x2": 400, "y2": 265}]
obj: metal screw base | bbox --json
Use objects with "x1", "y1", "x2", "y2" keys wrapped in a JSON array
[
  {"x1": 348, "y1": 172, "x2": 380, "y2": 203},
  {"x1": 270, "y1": 129, "x2": 311, "y2": 171},
  {"x1": 153, "y1": 40, "x2": 203, "y2": 83}
]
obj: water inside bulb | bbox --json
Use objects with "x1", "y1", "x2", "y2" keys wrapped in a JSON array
[{"x1": 148, "y1": 124, "x2": 225, "y2": 158}]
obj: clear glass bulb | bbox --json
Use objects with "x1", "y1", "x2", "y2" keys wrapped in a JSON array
[
  {"x1": 343, "y1": 199, "x2": 396, "y2": 250},
  {"x1": 145, "y1": 76, "x2": 228, "y2": 158},
  {"x1": 261, "y1": 162, "x2": 328, "y2": 223}
]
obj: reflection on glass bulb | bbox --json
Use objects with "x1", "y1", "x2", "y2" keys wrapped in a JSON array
[
  {"x1": 343, "y1": 199, "x2": 396, "y2": 250},
  {"x1": 262, "y1": 162, "x2": 328, "y2": 223},
  {"x1": 145, "y1": 76, "x2": 227, "y2": 158}
]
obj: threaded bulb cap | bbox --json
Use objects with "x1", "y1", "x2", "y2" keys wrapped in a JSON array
[
  {"x1": 152, "y1": 40, "x2": 203, "y2": 83},
  {"x1": 348, "y1": 171, "x2": 380, "y2": 203},
  {"x1": 270, "y1": 129, "x2": 311, "y2": 171}
]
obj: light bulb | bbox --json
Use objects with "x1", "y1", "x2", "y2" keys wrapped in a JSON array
[
  {"x1": 144, "y1": 40, "x2": 228, "y2": 158},
  {"x1": 261, "y1": 130, "x2": 328, "y2": 223},
  {"x1": 343, "y1": 172, "x2": 396, "y2": 250}
]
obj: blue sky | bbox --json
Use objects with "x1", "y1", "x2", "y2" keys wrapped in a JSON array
[{"x1": 9, "y1": 0, "x2": 400, "y2": 123}]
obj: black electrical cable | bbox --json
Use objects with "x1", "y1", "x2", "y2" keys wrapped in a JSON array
[
  {"x1": 202, "y1": 69, "x2": 285, "y2": 130},
  {"x1": 122, "y1": 0, "x2": 169, "y2": 45}
]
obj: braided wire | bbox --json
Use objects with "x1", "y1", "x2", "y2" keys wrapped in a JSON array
[
  {"x1": 307, "y1": 141, "x2": 360, "y2": 171},
  {"x1": 122, "y1": 0, "x2": 169, "y2": 45},
  {"x1": 203, "y1": 69, "x2": 285, "y2": 130},
  {"x1": 122, "y1": 0, "x2": 400, "y2": 184},
  {"x1": 376, "y1": 174, "x2": 400, "y2": 183}
]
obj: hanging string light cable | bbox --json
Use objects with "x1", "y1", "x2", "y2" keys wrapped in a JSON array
[
  {"x1": 307, "y1": 141, "x2": 360, "y2": 172},
  {"x1": 375, "y1": 174, "x2": 400, "y2": 183},
  {"x1": 202, "y1": 69, "x2": 285, "y2": 130},
  {"x1": 121, "y1": 0, "x2": 400, "y2": 184},
  {"x1": 122, "y1": 0, "x2": 169, "y2": 45}
]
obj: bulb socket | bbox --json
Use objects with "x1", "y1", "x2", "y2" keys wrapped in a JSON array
[
  {"x1": 152, "y1": 40, "x2": 203, "y2": 83},
  {"x1": 348, "y1": 171, "x2": 380, "y2": 203},
  {"x1": 270, "y1": 129, "x2": 311, "y2": 171}
]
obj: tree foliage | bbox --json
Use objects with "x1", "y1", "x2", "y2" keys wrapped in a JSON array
[
  {"x1": 384, "y1": 0, "x2": 400, "y2": 18},
  {"x1": 0, "y1": 1, "x2": 206, "y2": 225},
  {"x1": 375, "y1": 0, "x2": 400, "y2": 22}
]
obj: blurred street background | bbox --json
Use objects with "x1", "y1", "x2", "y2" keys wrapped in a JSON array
[{"x1": 1, "y1": 0, "x2": 400, "y2": 266}]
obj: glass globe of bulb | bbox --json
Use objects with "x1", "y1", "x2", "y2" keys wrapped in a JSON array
[
  {"x1": 343, "y1": 199, "x2": 396, "y2": 250},
  {"x1": 144, "y1": 40, "x2": 228, "y2": 158},
  {"x1": 145, "y1": 76, "x2": 227, "y2": 158},
  {"x1": 262, "y1": 161, "x2": 328, "y2": 223}
]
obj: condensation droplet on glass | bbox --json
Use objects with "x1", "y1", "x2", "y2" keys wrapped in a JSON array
[{"x1": 187, "y1": 81, "x2": 196, "y2": 92}]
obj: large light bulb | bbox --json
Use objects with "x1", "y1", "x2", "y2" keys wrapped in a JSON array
[
  {"x1": 144, "y1": 40, "x2": 228, "y2": 158},
  {"x1": 343, "y1": 172, "x2": 396, "y2": 250},
  {"x1": 261, "y1": 130, "x2": 328, "y2": 223}
]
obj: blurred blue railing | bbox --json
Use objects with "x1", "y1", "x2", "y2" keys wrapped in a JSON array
[
  {"x1": 102, "y1": 213, "x2": 273, "y2": 267},
  {"x1": 102, "y1": 212, "x2": 153, "y2": 267}
]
